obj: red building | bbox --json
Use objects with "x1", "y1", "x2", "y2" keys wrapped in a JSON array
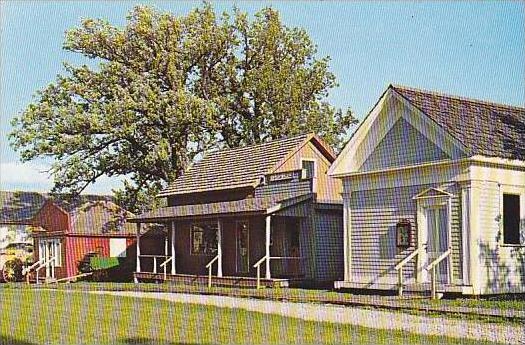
[{"x1": 31, "y1": 195, "x2": 139, "y2": 281}]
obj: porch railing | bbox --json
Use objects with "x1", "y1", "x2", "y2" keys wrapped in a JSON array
[
  {"x1": 159, "y1": 257, "x2": 173, "y2": 280},
  {"x1": 138, "y1": 254, "x2": 170, "y2": 275},
  {"x1": 426, "y1": 249, "x2": 452, "y2": 300},
  {"x1": 34, "y1": 256, "x2": 57, "y2": 284},
  {"x1": 254, "y1": 256, "x2": 303, "y2": 289},
  {"x1": 22, "y1": 258, "x2": 45, "y2": 280},
  {"x1": 206, "y1": 255, "x2": 220, "y2": 288},
  {"x1": 394, "y1": 247, "x2": 422, "y2": 297}
]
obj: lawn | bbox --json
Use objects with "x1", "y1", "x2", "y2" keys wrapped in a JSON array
[{"x1": 0, "y1": 289, "x2": 504, "y2": 345}]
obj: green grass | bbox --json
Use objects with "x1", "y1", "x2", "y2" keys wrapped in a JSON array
[{"x1": 0, "y1": 289, "x2": 504, "y2": 345}]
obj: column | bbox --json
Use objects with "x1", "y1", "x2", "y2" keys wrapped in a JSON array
[
  {"x1": 265, "y1": 215, "x2": 271, "y2": 279},
  {"x1": 469, "y1": 182, "x2": 482, "y2": 294},
  {"x1": 135, "y1": 223, "x2": 141, "y2": 283},
  {"x1": 342, "y1": 194, "x2": 352, "y2": 281},
  {"x1": 217, "y1": 219, "x2": 223, "y2": 277},
  {"x1": 171, "y1": 221, "x2": 176, "y2": 275}
]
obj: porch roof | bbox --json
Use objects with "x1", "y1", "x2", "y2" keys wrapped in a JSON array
[{"x1": 130, "y1": 193, "x2": 314, "y2": 223}]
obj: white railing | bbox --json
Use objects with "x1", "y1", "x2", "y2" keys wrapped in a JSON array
[
  {"x1": 22, "y1": 258, "x2": 45, "y2": 277},
  {"x1": 159, "y1": 257, "x2": 173, "y2": 280},
  {"x1": 426, "y1": 249, "x2": 452, "y2": 300},
  {"x1": 394, "y1": 247, "x2": 422, "y2": 297},
  {"x1": 35, "y1": 256, "x2": 57, "y2": 284},
  {"x1": 205, "y1": 255, "x2": 220, "y2": 288},
  {"x1": 253, "y1": 256, "x2": 303, "y2": 289},
  {"x1": 138, "y1": 254, "x2": 170, "y2": 275}
]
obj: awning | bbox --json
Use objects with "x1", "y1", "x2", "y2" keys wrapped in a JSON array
[{"x1": 130, "y1": 193, "x2": 314, "y2": 223}]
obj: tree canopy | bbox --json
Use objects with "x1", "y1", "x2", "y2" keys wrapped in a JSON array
[{"x1": 10, "y1": 4, "x2": 357, "y2": 212}]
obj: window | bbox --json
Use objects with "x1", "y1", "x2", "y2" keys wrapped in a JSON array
[
  {"x1": 503, "y1": 194, "x2": 521, "y2": 245},
  {"x1": 191, "y1": 223, "x2": 218, "y2": 255},
  {"x1": 110, "y1": 238, "x2": 127, "y2": 258},
  {"x1": 301, "y1": 159, "x2": 316, "y2": 179},
  {"x1": 39, "y1": 239, "x2": 62, "y2": 267}
]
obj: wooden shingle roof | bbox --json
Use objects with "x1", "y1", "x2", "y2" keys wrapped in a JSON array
[
  {"x1": 392, "y1": 85, "x2": 525, "y2": 161},
  {"x1": 131, "y1": 193, "x2": 314, "y2": 222},
  {"x1": 159, "y1": 133, "x2": 335, "y2": 196}
]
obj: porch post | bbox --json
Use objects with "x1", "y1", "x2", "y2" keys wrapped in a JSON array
[
  {"x1": 217, "y1": 219, "x2": 223, "y2": 277},
  {"x1": 135, "y1": 223, "x2": 141, "y2": 283},
  {"x1": 265, "y1": 215, "x2": 271, "y2": 279},
  {"x1": 171, "y1": 221, "x2": 176, "y2": 275},
  {"x1": 342, "y1": 195, "x2": 352, "y2": 281}
]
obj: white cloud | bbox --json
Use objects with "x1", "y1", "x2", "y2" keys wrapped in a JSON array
[
  {"x1": 0, "y1": 162, "x2": 125, "y2": 194},
  {"x1": 0, "y1": 162, "x2": 53, "y2": 191}
]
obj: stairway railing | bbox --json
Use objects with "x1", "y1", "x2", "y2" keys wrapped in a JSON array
[
  {"x1": 205, "y1": 254, "x2": 220, "y2": 288},
  {"x1": 394, "y1": 247, "x2": 422, "y2": 297},
  {"x1": 425, "y1": 249, "x2": 452, "y2": 300}
]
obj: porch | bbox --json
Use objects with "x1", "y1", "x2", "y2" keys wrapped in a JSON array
[{"x1": 131, "y1": 194, "x2": 313, "y2": 288}]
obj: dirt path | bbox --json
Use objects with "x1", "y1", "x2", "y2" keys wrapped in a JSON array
[{"x1": 88, "y1": 290, "x2": 524, "y2": 344}]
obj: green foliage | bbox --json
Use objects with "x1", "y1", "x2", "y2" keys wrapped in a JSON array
[{"x1": 10, "y1": 4, "x2": 357, "y2": 212}]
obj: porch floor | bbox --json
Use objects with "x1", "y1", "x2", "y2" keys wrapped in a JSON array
[{"x1": 134, "y1": 272, "x2": 290, "y2": 288}]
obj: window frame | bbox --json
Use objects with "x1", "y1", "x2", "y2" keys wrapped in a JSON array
[
  {"x1": 190, "y1": 222, "x2": 219, "y2": 256},
  {"x1": 500, "y1": 186, "x2": 524, "y2": 247},
  {"x1": 300, "y1": 158, "x2": 317, "y2": 192}
]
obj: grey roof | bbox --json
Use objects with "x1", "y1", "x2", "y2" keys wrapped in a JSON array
[
  {"x1": 392, "y1": 85, "x2": 525, "y2": 161},
  {"x1": 131, "y1": 193, "x2": 314, "y2": 223},
  {"x1": 159, "y1": 133, "x2": 336, "y2": 197},
  {"x1": 0, "y1": 191, "x2": 46, "y2": 224}
]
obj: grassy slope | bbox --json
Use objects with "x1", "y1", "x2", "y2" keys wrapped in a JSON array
[{"x1": 0, "y1": 289, "x2": 503, "y2": 345}]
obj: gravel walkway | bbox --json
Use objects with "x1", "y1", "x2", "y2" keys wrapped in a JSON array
[{"x1": 89, "y1": 290, "x2": 524, "y2": 344}]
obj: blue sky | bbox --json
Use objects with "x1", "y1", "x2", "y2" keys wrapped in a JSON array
[{"x1": 1, "y1": 1, "x2": 524, "y2": 194}]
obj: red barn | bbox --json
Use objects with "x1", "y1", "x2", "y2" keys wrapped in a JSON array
[{"x1": 31, "y1": 195, "x2": 139, "y2": 281}]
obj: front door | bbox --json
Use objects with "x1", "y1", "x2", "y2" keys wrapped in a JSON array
[
  {"x1": 236, "y1": 221, "x2": 249, "y2": 274},
  {"x1": 39, "y1": 239, "x2": 59, "y2": 278},
  {"x1": 424, "y1": 205, "x2": 449, "y2": 283}
]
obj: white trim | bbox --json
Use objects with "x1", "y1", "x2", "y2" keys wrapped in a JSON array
[
  {"x1": 461, "y1": 186, "x2": 471, "y2": 285},
  {"x1": 265, "y1": 215, "x2": 271, "y2": 279},
  {"x1": 300, "y1": 157, "x2": 318, "y2": 192},
  {"x1": 416, "y1": 195, "x2": 452, "y2": 284},
  {"x1": 217, "y1": 219, "x2": 223, "y2": 277},
  {"x1": 342, "y1": 196, "x2": 352, "y2": 281},
  {"x1": 170, "y1": 221, "x2": 176, "y2": 275},
  {"x1": 413, "y1": 187, "x2": 454, "y2": 200},
  {"x1": 329, "y1": 88, "x2": 393, "y2": 176},
  {"x1": 329, "y1": 86, "x2": 468, "y2": 177}
]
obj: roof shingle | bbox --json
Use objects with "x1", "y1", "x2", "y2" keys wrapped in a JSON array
[
  {"x1": 159, "y1": 134, "x2": 316, "y2": 196},
  {"x1": 392, "y1": 85, "x2": 525, "y2": 161}
]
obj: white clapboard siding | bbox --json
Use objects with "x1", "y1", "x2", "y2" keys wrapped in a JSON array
[{"x1": 350, "y1": 184, "x2": 463, "y2": 285}]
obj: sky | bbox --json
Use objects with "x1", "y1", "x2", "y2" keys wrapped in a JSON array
[{"x1": 0, "y1": 1, "x2": 524, "y2": 194}]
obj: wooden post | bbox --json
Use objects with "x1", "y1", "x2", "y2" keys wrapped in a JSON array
[
  {"x1": 265, "y1": 215, "x2": 271, "y2": 279},
  {"x1": 171, "y1": 221, "x2": 176, "y2": 275},
  {"x1": 135, "y1": 223, "x2": 141, "y2": 283},
  {"x1": 431, "y1": 265, "x2": 437, "y2": 300},
  {"x1": 398, "y1": 268, "x2": 403, "y2": 297},
  {"x1": 217, "y1": 219, "x2": 223, "y2": 277},
  {"x1": 163, "y1": 230, "x2": 168, "y2": 278}
]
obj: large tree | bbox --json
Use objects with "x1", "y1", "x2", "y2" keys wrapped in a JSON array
[{"x1": 10, "y1": 4, "x2": 356, "y2": 212}]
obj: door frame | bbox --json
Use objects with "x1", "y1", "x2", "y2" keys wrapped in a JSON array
[
  {"x1": 235, "y1": 219, "x2": 250, "y2": 274},
  {"x1": 415, "y1": 190, "x2": 453, "y2": 284}
]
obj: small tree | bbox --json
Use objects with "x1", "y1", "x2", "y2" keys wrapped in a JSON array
[{"x1": 10, "y1": 4, "x2": 356, "y2": 212}]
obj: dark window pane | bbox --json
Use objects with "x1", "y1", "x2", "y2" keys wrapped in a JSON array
[
  {"x1": 302, "y1": 160, "x2": 315, "y2": 179},
  {"x1": 503, "y1": 194, "x2": 520, "y2": 245}
]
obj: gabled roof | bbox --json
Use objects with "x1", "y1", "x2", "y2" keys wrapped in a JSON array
[
  {"x1": 0, "y1": 191, "x2": 47, "y2": 224},
  {"x1": 46, "y1": 194, "x2": 136, "y2": 236},
  {"x1": 159, "y1": 133, "x2": 336, "y2": 197},
  {"x1": 392, "y1": 85, "x2": 525, "y2": 161}
]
